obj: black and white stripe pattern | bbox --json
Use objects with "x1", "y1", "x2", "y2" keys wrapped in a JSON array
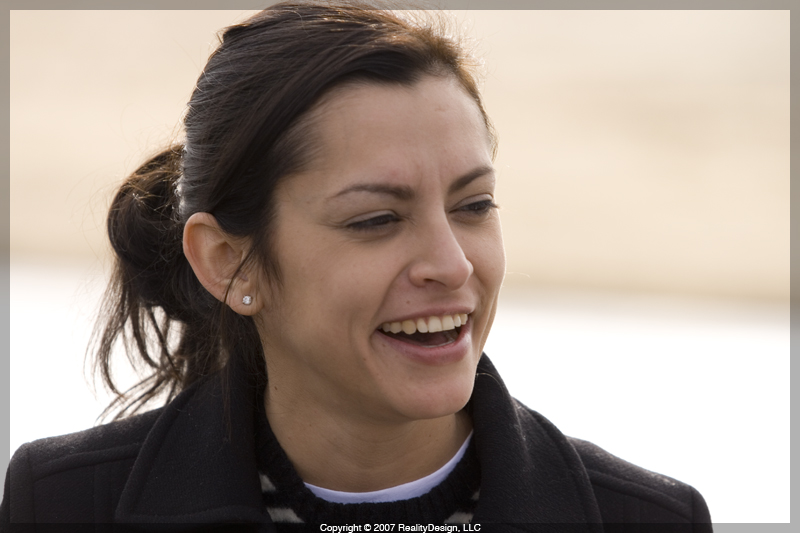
[{"x1": 258, "y1": 471, "x2": 479, "y2": 524}]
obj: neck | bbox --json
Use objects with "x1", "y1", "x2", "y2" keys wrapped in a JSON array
[{"x1": 264, "y1": 383, "x2": 472, "y2": 493}]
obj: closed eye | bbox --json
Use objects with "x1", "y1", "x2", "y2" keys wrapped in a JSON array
[
  {"x1": 457, "y1": 199, "x2": 498, "y2": 215},
  {"x1": 346, "y1": 213, "x2": 401, "y2": 231}
]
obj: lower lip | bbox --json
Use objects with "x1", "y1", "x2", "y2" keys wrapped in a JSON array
[{"x1": 373, "y1": 318, "x2": 473, "y2": 366}]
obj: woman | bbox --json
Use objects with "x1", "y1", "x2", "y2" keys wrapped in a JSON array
[{"x1": 2, "y1": 3, "x2": 711, "y2": 529}]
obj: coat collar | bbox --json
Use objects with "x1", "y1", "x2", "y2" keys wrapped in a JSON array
[
  {"x1": 114, "y1": 355, "x2": 603, "y2": 528},
  {"x1": 471, "y1": 357, "x2": 603, "y2": 530},
  {"x1": 115, "y1": 357, "x2": 268, "y2": 525}
]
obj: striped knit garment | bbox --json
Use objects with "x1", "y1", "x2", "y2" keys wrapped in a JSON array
[{"x1": 255, "y1": 406, "x2": 481, "y2": 524}]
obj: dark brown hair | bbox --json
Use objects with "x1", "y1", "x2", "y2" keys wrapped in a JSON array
[{"x1": 92, "y1": 1, "x2": 495, "y2": 420}]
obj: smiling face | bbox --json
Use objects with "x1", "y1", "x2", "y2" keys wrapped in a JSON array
[{"x1": 256, "y1": 75, "x2": 505, "y2": 426}]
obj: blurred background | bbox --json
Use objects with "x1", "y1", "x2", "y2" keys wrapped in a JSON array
[{"x1": 9, "y1": 10, "x2": 789, "y2": 522}]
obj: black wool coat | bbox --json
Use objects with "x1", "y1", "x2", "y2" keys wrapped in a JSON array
[{"x1": 1, "y1": 355, "x2": 712, "y2": 531}]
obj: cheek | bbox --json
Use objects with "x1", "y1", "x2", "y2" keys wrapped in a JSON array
[
  {"x1": 469, "y1": 222, "x2": 506, "y2": 290},
  {"x1": 274, "y1": 236, "x2": 399, "y2": 333}
]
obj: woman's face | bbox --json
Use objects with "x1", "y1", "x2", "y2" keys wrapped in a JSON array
[{"x1": 257, "y1": 75, "x2": 505, "y2": 424}]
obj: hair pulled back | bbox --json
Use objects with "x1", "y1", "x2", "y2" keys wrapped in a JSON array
[{"x1": 93, "y1": 1, "x2": 494, "y2": 420}]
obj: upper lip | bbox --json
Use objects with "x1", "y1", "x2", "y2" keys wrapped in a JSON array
[{"x1": 377, "y1": 307, "x2": 474, "y2": 326}]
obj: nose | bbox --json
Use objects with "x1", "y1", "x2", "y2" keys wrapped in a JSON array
[{"x1": 407, "y1": 216, "x2": 473, "y2": 290}]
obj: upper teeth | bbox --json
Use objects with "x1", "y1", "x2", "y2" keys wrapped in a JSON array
[{"x1": 380, "y1": 313, "x2": 468, "y2": 335}]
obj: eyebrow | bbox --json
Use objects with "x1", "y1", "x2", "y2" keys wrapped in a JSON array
[
  {"x1": 330, "y1": 165, "x2": 495, "y2": 201},
  {"x1": 447, "y1": 165, "x2": 495, "y2": 195}
]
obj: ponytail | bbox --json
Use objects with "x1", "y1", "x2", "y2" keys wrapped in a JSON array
[{"x1": 92, "y1": 145, "x2": 258, "y2": 420}]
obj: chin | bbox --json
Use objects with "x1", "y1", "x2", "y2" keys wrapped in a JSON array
[{"x1": 389, "y1": 362, "x2": 478, "y2": 421}]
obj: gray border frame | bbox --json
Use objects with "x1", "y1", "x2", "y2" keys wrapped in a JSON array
[
  {"x1": 3, "y1": 0, "x2": 794, "y2": 528},
  {"x1": 1, "y1": 3, "x2": 8, "y2": 512}
]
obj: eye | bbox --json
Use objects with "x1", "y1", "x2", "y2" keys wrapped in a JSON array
[
  {"x1": 346, "y1": 212, "x2": 401, "y2": 231},
  {"x1": 457, "y1": 199, "x2": 498, "y2": 215}
]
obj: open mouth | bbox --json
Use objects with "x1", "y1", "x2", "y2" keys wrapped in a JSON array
[{"x1": 377, "y1": 313, "x2": 468, "y2": 348}]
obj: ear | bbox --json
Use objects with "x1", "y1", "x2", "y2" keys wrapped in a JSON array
[{"x1": 182, "y1": 212, "x2": 263, "y2": 316}]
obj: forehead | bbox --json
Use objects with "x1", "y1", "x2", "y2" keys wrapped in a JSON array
[{"x1": 285, "y1": 75, "x2": 493, "y2": 197}]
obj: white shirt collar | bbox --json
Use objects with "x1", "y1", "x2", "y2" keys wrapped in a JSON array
[{"x1": 305, "y1": 431, "x2": 473, "y2": 504}]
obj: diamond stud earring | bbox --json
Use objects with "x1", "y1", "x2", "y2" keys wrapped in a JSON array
[{"x1": 242, "y1": 295, "x2": 253, "y2": 305}]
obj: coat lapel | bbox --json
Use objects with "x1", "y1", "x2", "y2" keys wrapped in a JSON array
[
  {"x1": 115, "y1": 358, "x2": 268, "y2": 525},
  {"x1": 471, "y1": 356, "x2": 604, "y2": 531},
  {"x1": 114, "y1": 354, "x2": 603, "y2": 528}
]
